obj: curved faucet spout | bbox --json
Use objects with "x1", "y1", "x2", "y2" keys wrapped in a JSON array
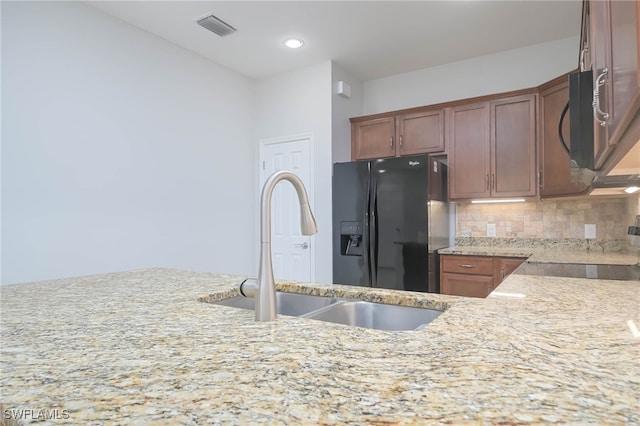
[{"x1": 256, "y1": 171, "x2": 318, "y2": 321}]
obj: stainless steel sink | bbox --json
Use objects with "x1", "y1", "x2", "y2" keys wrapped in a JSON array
[
  {"x1": 213, "y1": 292, "x2": 342, "y2": 317},
  {"x1": 303, "y1": 300, "x2": 442, "y2": 331},
  {"x1": 212, "y1": 292, "x2": 442, "y2": 331}
]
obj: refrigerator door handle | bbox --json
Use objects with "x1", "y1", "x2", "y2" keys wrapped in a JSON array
[
  {"x1": 370, "y1": 176, "x2": 378, "y2": 288},
  {"x1": 363, "y1": 162, "x2": 372, "y2": 287}
]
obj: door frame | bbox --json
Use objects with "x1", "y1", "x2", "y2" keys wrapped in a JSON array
[{"x1": 258, "y1": 132, "x2": 315, "y2": 282}]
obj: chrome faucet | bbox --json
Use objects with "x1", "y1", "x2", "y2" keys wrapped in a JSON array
[{"x1": 241, "y1": 171, "x2": 317, "y2": 321}]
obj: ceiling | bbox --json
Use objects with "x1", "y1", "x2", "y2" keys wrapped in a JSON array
[{"x1": 88, "y1": 1, "x2": 582, "y2": 81}]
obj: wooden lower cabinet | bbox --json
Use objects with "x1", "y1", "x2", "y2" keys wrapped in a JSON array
[
  {"x1": 497, "y1": 257, "x2": 526, "y2": 283},
  {"x1": 441, "y1": 273, "x2": 494, "y2": 298},
  {"x1": 440, "y1": 254, "x2": 526, "y2": 298}
]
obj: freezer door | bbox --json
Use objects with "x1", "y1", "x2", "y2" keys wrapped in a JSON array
[
  {"x1": 332, "y1": 160, "x2": 371, "y2": 287},
  {"x1": 370, "y1": 155, "x2": 430, "y2": 291}
]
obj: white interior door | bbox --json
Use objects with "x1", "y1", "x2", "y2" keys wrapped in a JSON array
[{"x1": 259, "y1": 135, "x2": 314, "y2": 282}]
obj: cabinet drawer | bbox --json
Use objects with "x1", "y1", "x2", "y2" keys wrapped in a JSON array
[
  {"x1": 441, "y1": 255, "x2": 494, "y2": 275},
  {"x1": 441, "y1": 273, "x2": 494, "y2": 298}
]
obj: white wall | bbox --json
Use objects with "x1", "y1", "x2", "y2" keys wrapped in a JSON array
[
  {"x1": 2, "y1": 2, "x2": 256, "y2": 284},
  {"x1": 255, "y1": 62, "x2": 333, "y2": 283},
  {"x1": 362, "y1": 36, "x2": 579, "y2": 115},
  {"x1": 331, "y1": 64, "x2": 363, "y2": 163},
  {"x1": 1, "y1": 2, "x2": 586, "y2": 286}
]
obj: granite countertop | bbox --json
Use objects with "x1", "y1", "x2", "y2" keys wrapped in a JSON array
[
  {"x1": 439, "y1": 245, "x2": 639, "y2": 265},
  {"x1": 1, "y1": 265, "x2": 639, "y2": 424}
]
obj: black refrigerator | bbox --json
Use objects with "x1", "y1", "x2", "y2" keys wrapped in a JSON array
[{"x1": 332, "y1": 155, "x2": 450, "y2": 293}]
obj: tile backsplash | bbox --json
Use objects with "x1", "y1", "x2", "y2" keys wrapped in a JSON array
[{"x1": 457, "y1": 197, "x2": 633, "y2": 241}]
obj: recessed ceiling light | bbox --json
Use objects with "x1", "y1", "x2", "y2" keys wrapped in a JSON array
[
  {"x1": 624, "y1": 186, "x2": 640, "y2": 194},
  {"x1": 283, "y1": 38, "x2": 304, "y2": 49}
]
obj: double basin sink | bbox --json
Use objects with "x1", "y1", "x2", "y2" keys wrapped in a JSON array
[{"x1": 213, "y1": 292, "x2": 442, "y2": 331}]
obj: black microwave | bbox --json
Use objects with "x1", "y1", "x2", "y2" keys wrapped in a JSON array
[{"x1": 559, "y1": 70, "x2": 594, "y2": 170}]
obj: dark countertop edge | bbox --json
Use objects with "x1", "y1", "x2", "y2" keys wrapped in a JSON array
[{"x1": 438, "y1": 246, "x2": 639, "y2": 265}]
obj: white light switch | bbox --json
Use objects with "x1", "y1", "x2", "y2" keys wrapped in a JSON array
[
  {"x1": 487, "y1": 223, "x2": 497, "y2": 237},
  {"x1": 585, "y1": 224, "x2": 596, "y2": 239}
]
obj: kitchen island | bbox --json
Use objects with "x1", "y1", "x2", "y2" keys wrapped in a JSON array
[{"x1": 1, "y1": 257, "x2": 638, "y2": 424}]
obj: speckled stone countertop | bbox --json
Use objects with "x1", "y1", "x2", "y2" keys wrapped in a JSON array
[
  {"x1": 439, "y1": 245, "x2": 639, "y2": 265},
  {"x1": 1, "y1": 266, "x2": 639, "y2": 424}
]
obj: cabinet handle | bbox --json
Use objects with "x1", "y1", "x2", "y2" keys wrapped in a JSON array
[
  {"x1": 389, "y1": 136, "x2": 394, "y2": 150},
  {"x1": 537, "y1": 170, "x2": 542, "y2": 188},
  {"x1": 501, "y1": 268, "x2": 505, "y2": 280},
  {"x1": 579, "y1": 45, "x2": 589, "y2": 72},
  {"x1": 457, "y1": 264, "x2": 477, "y2": 268},
  {"x1": 593, "y1": 68, "x2": 609, "y2": 127},
  {"x1": 486, "y1": 174, "x2": 490, "y2": 191},
  {"x1": 491, "y1": 174, "x2": 495, "y2": 191},
  {"x1": 399, "y1": 135, "x2": 403, "y2": 147}
]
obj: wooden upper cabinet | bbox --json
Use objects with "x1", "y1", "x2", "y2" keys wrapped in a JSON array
[
  {"x1": 539, "y1": 77, "x2": 590, "y2": 198},
  {"x1": 351, "y1": 110, "x2": 446, "y2": 160},
  {"x1": 449, "y1": 95, "x2": 536, "y2": 200},
  {"x1": 448, "y1": 102, "x2": 491, "y2": 199},
  {"x1": 397, "y1": 109, "x2": 445, "y2": 155},
  {"x1": 352, "y1": 117, "x2": 395, "y2": 160},
  {"x1": 589, "y1": 0, "x2": 613, "y2": 166},
  {"x1": 490, "y1": 94, "x2": 537, "y2": 198},
  {"x1": 588, "y1": 0, "x2": 640, "y2": 169}
]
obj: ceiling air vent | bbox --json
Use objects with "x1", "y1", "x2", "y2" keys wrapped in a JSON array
[{"x1": 196, "y1": 14, "x2": 237, "y2": 37}]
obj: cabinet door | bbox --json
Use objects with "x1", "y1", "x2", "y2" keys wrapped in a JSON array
[
  {"x1": 589, "y1": 0, "x2": 640, "y2": 171},
  {"x1": 539, "y1": 81, "x2": 589, "y2": 197},
  {"x1": 448, "y1": 103, "x2": 491, "y2": 200},
  {"x1": 491, "y1": 95, "x2": 537, "y2": 198},
  {"x1": 579, "y1": 1, "x2": 592, "y2": 72},
  {"x1": 398, "y1": 110, "x2": 445, "y2": 155},
  {"x1": 608, "y1": 0, "x2": 640, "y2": 146},
  {"x1": 441, "y1": 273, "x2": 494, "y2": 298},
  {"x1": 496, "y1": 257, "x2": 525, "y2": 285},
  {"x1": 352, "y1": 117, "x2": 395, "y2": 160},
  {"x1": 590, "y1": 0, "x2": 613, "y2": 168}
]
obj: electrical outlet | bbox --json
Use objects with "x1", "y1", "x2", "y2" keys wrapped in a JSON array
[
  {"x1": 487, "y1": 223, "x2": 497, "y2": 237},
  {"x1": 585, "y1": 224, "x2": 596, "y2": 239}
]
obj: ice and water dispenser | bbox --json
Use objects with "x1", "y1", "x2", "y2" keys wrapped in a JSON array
[{"x1": 340, "y1": 221, "x2": 363, "y2": 256}]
